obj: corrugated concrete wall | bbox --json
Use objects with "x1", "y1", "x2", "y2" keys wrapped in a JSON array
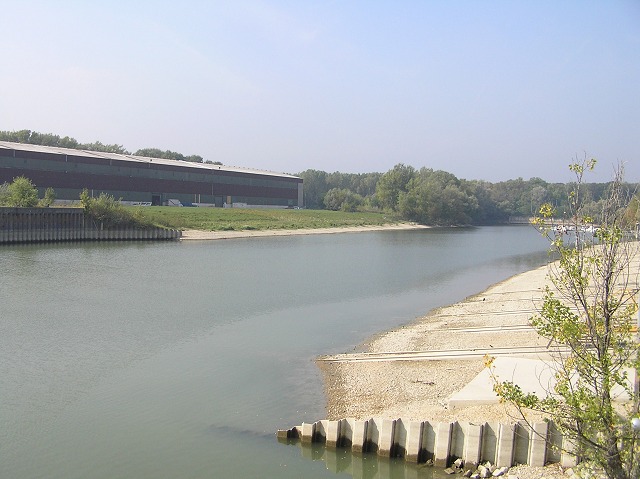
[
  {"x1": 0, "y1": 207, "x2": 181, "y2": 243},
  {"x1": 278, "y1": 418, "x2": 578, "y2": 468}
]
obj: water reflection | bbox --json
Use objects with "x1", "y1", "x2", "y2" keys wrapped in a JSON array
[{"x1": 282, "y1": 441, "x2": 449, "y2": 479}]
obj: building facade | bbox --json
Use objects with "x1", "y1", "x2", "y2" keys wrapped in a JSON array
[{"x1": 0, "y1": 141, "x2": 303, "y2": 208}]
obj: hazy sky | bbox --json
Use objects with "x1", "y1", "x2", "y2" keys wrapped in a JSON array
[{"x1": 2, "y1": 1, "x2": 639, "y2": 183}]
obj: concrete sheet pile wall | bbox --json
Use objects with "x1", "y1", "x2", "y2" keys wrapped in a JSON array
[{"x1": 278, "y1": 418, "x2": 577, "y2": 468}]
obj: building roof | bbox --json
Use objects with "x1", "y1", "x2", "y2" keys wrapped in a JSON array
[{"x1": 0, "y1": 141, "x2": 300, "y2": 180}]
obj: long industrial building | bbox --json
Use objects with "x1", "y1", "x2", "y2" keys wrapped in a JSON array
[{"x1": 0, "y1": 141, "x2": 303, "y2": 208}]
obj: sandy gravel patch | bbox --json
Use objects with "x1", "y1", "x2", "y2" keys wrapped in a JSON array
[
  {"x1": 317, "y1": 265, "x2": 568, "y2": 477},
  {"x1": 318, "y1": 265, "x2": 553, "y2": 424},
  {"x1": 317, "y1": 250, "x2": 639, "y2": 477},
  {"x1": 180, "y1": 223, "x2": 429, "y2": 240}
]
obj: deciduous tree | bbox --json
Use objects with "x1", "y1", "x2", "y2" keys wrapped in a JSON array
[
  {"x1": 488, "y1": 159, "x2": 640, "y2": 479},
  {"x1": 323, "y1": 188, "x2": 363, "y2": 212},
  {"x1": 375, "y1": 163, "x2": 415, "y2": 211}
]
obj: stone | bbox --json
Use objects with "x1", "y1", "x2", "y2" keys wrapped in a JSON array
[
  {"x1": 463, "y1": 470, "x2": 473, "y2": 477},
  {"x1": 444, "y1": 468, "x2": 457, "y2": 475},
  {"x1": 470, "y1": 475, "x2": 480, "y2": 479},
  {"x1": 453, "y1": 458, "x2": 464, "y2": 469},
  {"x1": 492, "y1": 466, "x2": 509, "y2": 477},
  {"x1": 479, "y1": 466, "x2": 492, "y2": 478}
]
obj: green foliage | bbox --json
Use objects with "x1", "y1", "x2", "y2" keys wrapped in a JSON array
[
  {"x1": 298, "y1": 169, "x2": 381, "y2": 210},
  {"x1": 79, "y1": 141, "x2": 129, "y2": 154},
  {"x1": 132, "y1": 206, "x2": 398, "y2": 231},
  {"x1": 0, "y1": 182, "x2": 9, "y2": 205},
  {"x1": 0, "y1": 129, "x2": 129, "y2": 153},
  {"x1": 0, "y1": 129, "x2": 77, "y2": 148},
  {"x1": 38, "y1": 187, "x2": 56, "y2": 207},
  {"x1": 397, "y1": 168, "x2": 478, "y2": 225},
  {"x1": 2, "y1": 176, "x2": 39, "y2": 207},
  {"x1": 375, "y1": 163, "x2": 415, "y2": 211},
  {"x1": 623, "y1": 194, "x2": 640, "y2": 229},
  {"x1": 0, "y1": 129, "x2": 209, "y2": 163},
  {"x1": 298, "y1": 169, "x2": 329, "y2": 209},
  {"x1": 80, "y1": 189, "x2": 151, "y2": 229},
  {"x1": 489, "y1": 160, "x2": 640, "y2": 479},
  {"x1": 134, "y1": 148, "x2": 203, "y2": 163},
  {"x1": 300, "y1": 162, "x2": 630, "y2": 226},
  {"x1": 323, "y1": 188, "x2": 364, "y2": 212},
  {"x1": 79, "y1": 188, "x2": 92, "y2": 210},
  {"x1": 2, "y1": 129, "x2": 633, "y2": 227},
  {"x1": 0, "y1": 177, "x2": 56, "y2": 208}
]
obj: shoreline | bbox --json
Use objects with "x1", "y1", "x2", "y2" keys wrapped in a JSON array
[
  {"x1": 316, "y1": 251, "x2": 638, "y2": 476},
  {"x1": 317, "y1": 264, "x2": 553, "y2": 423},
  {"x1": 180, "y1": 223, "x2": 430, "y2": 240},
  {"x1": 316, "y1": 264, "x2": 563, "y2": 478}
]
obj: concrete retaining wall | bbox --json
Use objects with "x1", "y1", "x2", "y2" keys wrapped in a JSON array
[
  {"x1": 0, "y1": 207, "x2": 181, "y2": 243},
  {"x1": 278, "y1": 418, "x2": 577, "y2": 468}
]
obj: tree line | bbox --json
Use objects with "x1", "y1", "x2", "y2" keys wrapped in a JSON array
[
  {"x1": 299, "y1": 163, "x2": 638, "y2": 226},
  {"x1": 0, "y1": 129, "x2": 221, "y2": 164},
  {"x1": 2, "y1": 130, "x2": 636, "y2": 226}
]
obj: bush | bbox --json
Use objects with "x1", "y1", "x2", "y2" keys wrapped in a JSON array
[
  {"x1": 80, "y1": 189, "x2": 151, "y2": 229},
  {"x1": 38, "y1": 187, "x2": 56, "y2": 207},
  {"x1": 4, "y1": 176, "x2": 39, "y2": 207},
  {"x1": 323, "y1": 188, "x2": 364, "y2": 212},
  {"x1": 0, "y1": 182, "x2": 9, "y2": 205}
]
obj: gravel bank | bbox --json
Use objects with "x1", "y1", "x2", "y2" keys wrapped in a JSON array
[
  {"x1": 318, "y1": 264, "x2": 553, "y2": 423},
  {"x1": 181, "y1": 223, "x2": 429, "y2": 240},
  {"x1": 317, "y1": 264, "x2": 574, "y2": 479},
  {"x1": 317, "y1": 250, "x2": 639, "y2": 478}
]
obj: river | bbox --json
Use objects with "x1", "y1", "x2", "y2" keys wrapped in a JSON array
[{"x1": 0, "y1": 226, "x2": 549, "y2": 478}]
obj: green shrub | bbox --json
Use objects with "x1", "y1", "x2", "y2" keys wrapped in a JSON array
[
  {"x1": 4, "y1": 176, "x2": 39, "y2": 207},
  {"x1": 38, "y1": 187, "x2": 56, "y2": 207},
  {"x1": 80, "y1": 189, "x2": 151, "y2": 229}
]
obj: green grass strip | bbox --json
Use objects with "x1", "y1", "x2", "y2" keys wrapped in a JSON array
[{"x1": 126, "y1": 206, "x2": 402, "y2": 232}]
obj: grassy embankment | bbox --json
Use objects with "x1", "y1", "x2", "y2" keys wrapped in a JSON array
[{"x1": 127, "y1": 206, "x2": 403, "y2": 232}]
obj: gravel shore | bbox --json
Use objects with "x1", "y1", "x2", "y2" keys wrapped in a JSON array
[
  {"x1": 318, "y1": 264, "x2": 553, "y2": 423},
  {"x1": 181, "y1": 223, "x2": 429, "y2": 240},
  {"x1": 317, "y1": 249, "x2": 639, "y2": 478},
  {"x1": 317, "y1": 264, "x2": 575, "y2": 479}
]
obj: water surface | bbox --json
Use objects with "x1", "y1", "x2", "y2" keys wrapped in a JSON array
[{"x1": 0, "y1": 226, "x2": 549, "y2": 478}]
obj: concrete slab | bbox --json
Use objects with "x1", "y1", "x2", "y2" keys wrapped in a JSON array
[
  {"x1": 449, "y1": 357, "x2": 635, "y2": 408},
  {"x1": 449, "y1": 357, "x2": 554, "y2": 408}
]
